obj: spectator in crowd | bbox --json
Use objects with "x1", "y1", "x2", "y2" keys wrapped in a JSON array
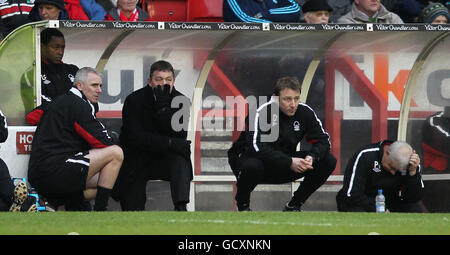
[
  {"x1": 380, "y1": 0, "x2": 400, "y2": 11},
  {"x1": 104, "y1": 0, "x2": 150, "y2": 21},
  {"x1": 22, "y1": 28, "x2": 80, "y2": 125},
  {"x1": 65, "y1": 0, "x2": 91, "y2": 20},
  {"x1": 96, "y1": 0, "x2": 115, "y2": 14},
  {"x1": 420, "y1": 2, "x2": 450, "y2": 23},
  {"x1": 302, "y1": 0, "x2": 333, "y2": 24},
  {"x1": 336, "y1": 140, "x2": 424, "y2": 212},
  {"x1": 337, "y1": 0, "x2": 404, "y2": 23},
  {"x1": 28, "y1": 67, "x2": 123, "y2": 212},
  {"x1": 392, "y1": 0, "x2": 423, "y2": 23},
  {"x1": 65, "y1": 0, "x2": 107, "y2": 20},
  {"x1": 421, "y1": 106, "x2": 450, "y2": 212},
  {"x1": 328, "y1": 0, "x2": 352, "y2": 23},
  {"x1": 0, "y1": 0, "x2": 34, "y2": 39},
  {"x1": 0, "y1": 109, "x2": 37, "y2": 212},
  {"x1": 28, "y1": 0, "x2": 70, "y2": 21},
  {"x1": 112, "y1": 60, "x2": 192, "y2": 211},
  {"x1": 222, "y1": 0, "x2": 301, "y2": 22},
  {"x1": 228, "y1": 76, "x2": 336, "y2": 211},
  {"x1": 80, "y1": 0, "x2": 107, "y2": 20}
]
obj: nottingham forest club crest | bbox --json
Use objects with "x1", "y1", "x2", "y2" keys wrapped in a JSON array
[
  {"x1": 293, "y1": 121, "x2": 300, "y2": 131},
  {"x1": 373, "y1": 161, "x2": 381, "y2": 173},
  {"x1": 68, "y1": 74, "x2": 75, "y2": 83},
  {"x1": 41, "y1": 74, "x2": 51, "y2": 85}
]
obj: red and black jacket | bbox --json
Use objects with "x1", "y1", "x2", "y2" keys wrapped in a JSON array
[
  {"x1": 0, "y1": 0, "x2": 33, "y2": 38},
  {"x1": 28, "y1": 87, "x2": 113, "y2": 179},
  {"x1": 422, "y1": 111, "x2": 450, "y2": 173}
]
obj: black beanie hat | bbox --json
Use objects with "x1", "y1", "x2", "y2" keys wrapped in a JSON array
[
  {"x1": 302, "y1": 0, "x2": 333, "y2": 13},
  {"x1": 35, "y1": 0, "x2": 65, "y2": 10}
]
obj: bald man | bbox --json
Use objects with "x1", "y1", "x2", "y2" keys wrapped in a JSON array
[{"x1": 336, "y1": 140, "x2": 424, "y2": 212}]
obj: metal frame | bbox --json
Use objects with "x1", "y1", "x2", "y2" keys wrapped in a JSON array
[
  {"x1": 397, "y1": 31, "x2": 450, "y2": 140},
  {"x1": 300, "y1": 32, "x2": 343, "y2": 103},
  {"x1": 187, "y1": 32, "x2": 238, "y2": 210}
]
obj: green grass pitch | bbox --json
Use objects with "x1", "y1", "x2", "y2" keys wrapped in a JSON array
[{"x1": 1, "y1": 211, "x2": 449, "y2": 235}]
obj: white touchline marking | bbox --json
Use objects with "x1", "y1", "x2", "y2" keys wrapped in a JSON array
[{"x1": 166, "y1": 219, "x2": 333, "y2": 227}]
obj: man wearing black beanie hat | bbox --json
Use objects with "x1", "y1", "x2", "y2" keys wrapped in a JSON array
[
  {"x1": 28, "y1": 0, "x2": 70, "y2": 21},
  {"x1": 302, "y1": 0, "x2": 333, "y2": 23}
]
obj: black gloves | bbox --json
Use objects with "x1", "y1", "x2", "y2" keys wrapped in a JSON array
[
  {"x1": 153, "y1": 84, "x2": 172, "y2": 110},
  {"x1": 169, "y1": 138, "x2": 191, "y2": 160}
]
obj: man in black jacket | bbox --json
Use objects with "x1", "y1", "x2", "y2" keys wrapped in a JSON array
[
  {"x1": 0, "y1": 109, "x2": 13, "y2": 211},
  {"x1": 336, "y1": 140, "x2": 424, "y2": 212},
  {"x1": 28, "y1": 67, "x2": 123, "y2": 211},
  {"x1": 228, "y1": 76, "x2": 336, "y2": 211},
  {"x1": 113, "y1": 60, "x2": 192, "y2": 211},
  {"x1": 421, "y1": 106, "x2": 450, "y2": 212},
  {"x1": 22, "y1": 28, "x2": 80, "y2": 124},
  {"x1": 0, "y1": 109, "x2": 37, "y2": 212}
]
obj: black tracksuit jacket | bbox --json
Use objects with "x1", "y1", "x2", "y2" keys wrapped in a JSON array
[
  {"x1": 0, "y1": 109, "x2": 7, "y2": 142},
  {"x1": 40, "y1": 60, "x2": 79, "y2": 103},
  {"x1": 28, "y1": 87, "x2": 113, "y2": 180},
  {"x1": 336, "y1": 140, "x2": 424, "y2": 212},
  {"x1": 229, "y1": 97, "x2": 331, "y2": 172},
  {"x1": 23, "y1": 60, "x2": 79, "y2": 125}
]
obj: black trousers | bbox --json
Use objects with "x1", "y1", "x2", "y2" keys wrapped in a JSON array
[
  {"x1": 234, "y1": 151, "x2": 336, "y2": 206},
  {"x1": 113, "y1": 154, "x2": 192, "y2": 211},
  {"x1": 0, "y1": 159, "x2": 14, "y2": 211}
]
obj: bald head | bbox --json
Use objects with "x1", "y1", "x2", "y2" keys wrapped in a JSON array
[{"x1": 388, "y1": 141, "x2": 413, "y2": 171}]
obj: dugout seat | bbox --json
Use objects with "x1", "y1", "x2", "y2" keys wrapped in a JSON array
[
  {"x1": 140, "y1": 0, "x2": 187, "y2": 21},
  {"x1": 186, "y1": 0, "x2": 224, "y2": 22}
]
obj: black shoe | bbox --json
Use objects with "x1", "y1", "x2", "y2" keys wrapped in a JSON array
[
  {"x1": 237, "y1": 203, "x2": 252, "y2": 212},
  {"x1": 283, "y1": 202, "x2": 302, "y2": 212},
  {"x1": 45, "y1": 198, "x2": 64, "y2": 211},
  {"x1": 65, "y1": 198, "x2": 92, "y2": 211},
  {"x1": 174, "y1": 204, "x2": 187, "y2": 211}
]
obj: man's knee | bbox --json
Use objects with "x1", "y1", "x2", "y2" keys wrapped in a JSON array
[
  {"x1": 317, "y1": 153, "x2": 337, "y2": 173},
  {"x1": 166, "y1": 154, "x2": 192, "y2": 180},
  {"x1": 109, "y1": 145, "x2": 124, "y2": 163},
  {"x1": 168, "y1": 153, "x2": 190, "y2": 169},
  {"x1": 104, "y1": 145, "x2": 123, "y2": 175},
  {"x1": 88, "y1": 145, "x2": 123, "y2": 171},
  {"x1": 237, "y1": 157, "x2": 264, "y2": 180}
]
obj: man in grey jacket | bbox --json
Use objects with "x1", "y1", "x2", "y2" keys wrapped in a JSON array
[{"x1": 337, "y1": 0, "x2": 403, "y2": 23}]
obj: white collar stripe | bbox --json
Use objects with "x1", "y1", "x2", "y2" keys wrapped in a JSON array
[
  {"x1": 253, "y1": 98, "x2": 275, "y2": 152},
  {"x1": 299, "y1": 103, "x2": 331, "y2": 147},
  {"x1": 430, "y1": 112, "x2": 449, "y2": 137},
  {"x1": 346, "y1": 147, "x2": 380, "y2": 197}
]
